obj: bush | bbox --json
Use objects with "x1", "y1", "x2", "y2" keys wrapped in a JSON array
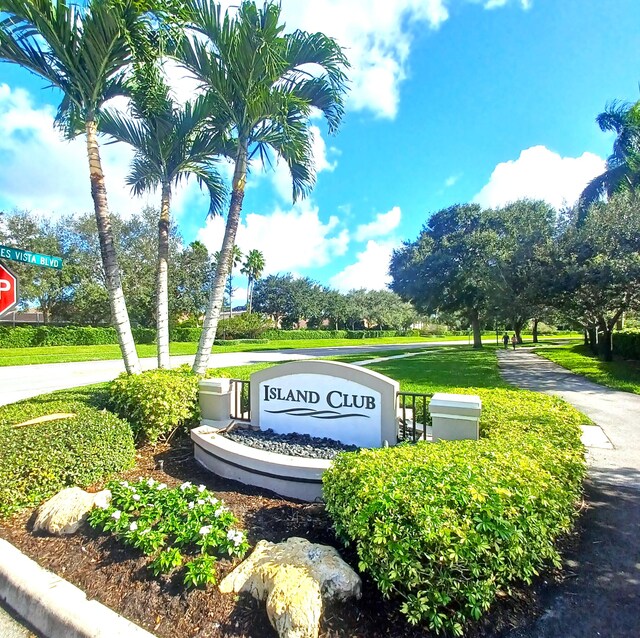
[
  {"x1": 171, "y1": 327, "x2": 202, "y2": 342},
  {"x1": 213, "y1": 338, "x2": 269, "y2": 346},
  {"x1": 88, "y1": 478, "x2": 248, "y2": 589},
  {"x1": 614, "y1": 329, "x2": 640, "y2": 360},
  {"x1": 323, "y1": 389, "x2": 585, "y2": 635},
  {"x1": 108, "y1": 368, "x2": 200, "y2": 443},
  {"x1": 0, "y1": 325, "x2": 156, "y2": 347},
  {"x1": 262, "y1": 329, "x2": 347, "y2": 340},
  {"x1": 0, "y1": 397, "x2": 135, "y2": 517}
]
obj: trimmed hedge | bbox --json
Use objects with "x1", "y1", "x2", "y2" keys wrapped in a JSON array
[
  {"x1": 0, "y1": 397, "x2": 135, "y2": 518},
  {"x1": 323, "y1": 388, "x2": 585, "y2": 635},
  {"x1": 614, "y1": 329, "x2": 640, "y2": 360},
  {"x1": 261, "y1": 329, "x2": 416, "y2": 340},
  {"x1": 0, "y1": 325, "x2": 155, "y2": 348},
  {"x1": 108, "y1": 367, "x2": 200, "y2": 444}
]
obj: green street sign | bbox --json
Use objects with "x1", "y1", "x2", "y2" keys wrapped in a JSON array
[{"x1": 0, "y1": 245, "x2": 63, "y2": 270}]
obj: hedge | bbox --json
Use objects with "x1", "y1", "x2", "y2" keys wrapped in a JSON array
[
  {"x1": 323, "y1": 388, "x2": 585, "y2": 635},
  {"x1": 613, "y1": 329, "x2": 640, "y2": 360},
  {"x1": 0, "y1": 396, "x2": 135, "y2": 518},
  {"x1": 107, "y1": 367, "x2": 200, "y2": 444},
  {"x1": 0, "y1": 325, "x2": 155, "y2": 348}
]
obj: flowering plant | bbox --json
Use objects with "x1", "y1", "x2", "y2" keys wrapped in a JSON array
[{"x1": 88, "y1": 478, "x2": 249, "y2": 588}]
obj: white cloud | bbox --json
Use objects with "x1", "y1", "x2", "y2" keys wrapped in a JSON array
[
  {"x1": 473, "y1": 145, "x2": 606, "y2": 209},
  {"x1": 444, "y1": 174, "x2": 462, "y2": 188},
  {"x1": 330, "y1": 239, "x2": 397, "y2": 292},
  {"x1": 355, "y1": 206, "x2": 401, "y2": 241},
  {"x1": 483, "y1": 0, "x2": 531, "y2": 9},
  {"x1": 196, "y1": 202, "x2": 349, "y2": 275}
]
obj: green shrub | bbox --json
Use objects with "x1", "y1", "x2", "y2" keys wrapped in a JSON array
[
  {"x1": 213, "y1": 338, "x2": 269, "y2": 346},
  {"x1": 88, "y1": 478, "x2": 248, "y2": 588},
  {"x1": 108, "y1": 368, "x2": 200, "y2": 443},
  {"x1": 0, "y1": 325, "x2": 156, "y2": 348},
  {"x1": 171, "y1": 327, "x2": 201, "y2": 342},
  {"x1": 614, "y1": 329, "x2": 640, "y2": 360},
  {"x1": 0, "y1": 398, "x2": 135, "y2": 517},
  {"x1": 323, "y1": 388, "x2": 585, "y2": 635},
  {"x1": 262, "y1": 329, "x2": 348, "y2": 340}
]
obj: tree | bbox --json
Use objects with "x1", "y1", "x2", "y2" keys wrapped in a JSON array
[
  {"x1": 579, "y1": 100, "x2": 640, "y2": 213},
  {"x1": 390, "y1": 204, "x2": 496, "y2": 348},
  {"x1": 179, "y1": 0, "x2": 349, "y2": 374},
  {"x1": 241, "y1": 249, "x2": 265, "y2": 313},
  {"x1": 556, "y1": 190, "x2": 640, "y2": 361},
  {"x1": 0, "y1": 0, "x2": 155, "y2": 373},
  {"x1": 171, "y1": 240, "x2": 212, "y2": 324},
  {"x1": 100, "y1": 81, "x2": 225, "y2": 367}
]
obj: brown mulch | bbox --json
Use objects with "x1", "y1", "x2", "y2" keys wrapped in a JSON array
[{"x1": 0, "y1": 436, "x2": 573, "y2": 638}]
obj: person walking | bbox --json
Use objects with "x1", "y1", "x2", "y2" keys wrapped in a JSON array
[
  {"x1": 511, "y1": 333, "x2": 517, "y2": 350},
  {"x1": 502, "y1": 331, "x2": 509, "y2": 349}
]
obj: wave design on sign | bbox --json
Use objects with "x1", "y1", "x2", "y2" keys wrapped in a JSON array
[{"x1": 264, "y1": 408, "x2": 369, "y2": 420}]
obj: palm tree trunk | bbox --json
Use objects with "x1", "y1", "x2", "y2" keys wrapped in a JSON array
[
  {"x1": 157, "y1": 182, "x2": 171, "y2": 369},
  {"x1": 193, "y1": 143, "x2": 248, "y2": 374},
  {"x1": 85, "y1": 120, "x2": 141, "y2": 374}
]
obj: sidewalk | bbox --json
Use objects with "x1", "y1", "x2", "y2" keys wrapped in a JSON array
[{"x1": 498, "y1": 349, "x2": 640, "y2": 638}]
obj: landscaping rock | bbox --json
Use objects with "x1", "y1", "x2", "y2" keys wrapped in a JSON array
[
  {"x1": 33, "y1": 487, "x2": 112, "y2": 535},
  {"x1": 219, "y1": 537, "x2": 361, "y2": 638}
]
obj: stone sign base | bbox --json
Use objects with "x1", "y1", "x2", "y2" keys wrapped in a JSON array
[{"x1": 191, "y1": 426, "x2": 331, "y2": 502}]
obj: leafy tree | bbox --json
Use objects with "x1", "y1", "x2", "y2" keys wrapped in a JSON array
[
  {"x1": 178, "y1": 0, "x2": 349, "y2": 373},
  {"x1": 579, "y1": 100, "x2": 640, "y2": 213},
  {"x1": 171, "y1": 240, "x2": 212, "y2": 325},
  {"x1": 99, "y1": 78, "x2": 226, "y2": 367},
  {"x1": 0, "y1": 0, "x2": 157, "y2": 373},
  {"x1": 390, "y1": 204, "x2": 496, "y2": 347},
  {"x1": 240, "y1": 249, "x2": 265, "y2": 313}
]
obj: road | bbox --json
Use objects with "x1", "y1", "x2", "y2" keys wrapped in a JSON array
[{"x1": 0, "y1": 341, "x2": 467, "y2": 406}]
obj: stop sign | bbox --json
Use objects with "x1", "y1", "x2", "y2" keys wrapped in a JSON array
[{"x1": 0, "y1": 262, "x2": 18, "y2": 317}]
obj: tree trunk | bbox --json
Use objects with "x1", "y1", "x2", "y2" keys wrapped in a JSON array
[
  {"x1": 157, "y1": 182, "x2": 171, "y2": 369},
  {"x1": 532, "y1": 318, "x2": 539, "y2": 344},
  {"x1": 85, "y1": 120, "x2": 140, "y2": 374},
  {"x1": 583, "y1": 328, "x2": 589, "y2": 346},
  {"x1": 246, "y1": 279, "x2": 252, "y2": 313},
  {"x1": 513, "y1": 317, "x2": 525, "y2": 344},
  {"x1": 193, "y1": 143, "x2": 248, "y2": 375},
  {"x1": 598, "y1": 321, "x2": 613, "y2": 362},
  {"x1": 470, "y1": 309, "x2": 482, "y2": 348},
  {"x1": 588, "y1": 326, "x2": 598, "y2": 355}
]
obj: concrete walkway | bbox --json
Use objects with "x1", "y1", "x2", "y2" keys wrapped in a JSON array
[{"x1": 498, "y1": 349, "x2": 640, "y2": 638}]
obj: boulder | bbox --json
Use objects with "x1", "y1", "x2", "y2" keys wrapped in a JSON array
[
  {"x1": 219, "y1": 537, "x2": 361, "y2": 638},
  {"x1": 33, "y1": 487, "x2": 112, "y2": 535}
]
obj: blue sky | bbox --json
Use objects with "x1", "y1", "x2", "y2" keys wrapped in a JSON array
[{"x1": 1, "y1": 0, "x2": 639, "y2": 300}]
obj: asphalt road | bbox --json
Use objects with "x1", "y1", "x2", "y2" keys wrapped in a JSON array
[{"x1": 0, "y1": 340, "x2": 466, "y2": 406}]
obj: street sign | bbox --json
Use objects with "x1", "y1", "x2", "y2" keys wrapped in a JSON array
[
  {"x1": 0, "y1": 262, "x2": 18, "y2": 317},
  {"x1": 0, "y1": 245, "x2": 63, "y2": 270}
]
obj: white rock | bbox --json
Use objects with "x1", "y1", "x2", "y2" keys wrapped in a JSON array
[
  {"x1": 219, "y1": 537, "x2": 361, "y2": 638},
  {"x1": 33, "y1": 487, "x2": 112, "y2": 535}
]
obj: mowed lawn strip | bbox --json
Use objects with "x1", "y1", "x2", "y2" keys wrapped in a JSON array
[
  {"x1": 0, "y1": 334, "x2": 583, "y2": 367},
  {"x1": 536, "y1": 343, "x2": 640, "y2": 395}
]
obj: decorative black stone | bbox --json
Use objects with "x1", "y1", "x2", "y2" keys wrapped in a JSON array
[{"x1": 223, "y1": 428, "x2": 359, "y2": 460}]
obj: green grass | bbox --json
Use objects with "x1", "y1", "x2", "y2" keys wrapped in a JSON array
[
  {"x1": 536, "y1": 343, "x2": 640, "y2": 395},
  {"x1": 0, "y1": 334, "x2": 582, "y2": 367}
]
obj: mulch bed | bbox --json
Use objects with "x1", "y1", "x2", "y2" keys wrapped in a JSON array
[{"x1": 0, "y1": 435, "x2": 574, "y2": 638}]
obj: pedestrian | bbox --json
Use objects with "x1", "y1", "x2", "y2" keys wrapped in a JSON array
[
  {"x1": 502, "y1": 331, "x2": 509, "y2": 349},
  {"x1": 511, "y1": 333, "x2": 517, "y2": 350}
]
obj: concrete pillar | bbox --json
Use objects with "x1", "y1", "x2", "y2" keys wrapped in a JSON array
[
  {"x1": 429, "y1": 393, "x2": 482, "y2": 442},
  {"x1": 199, "y1": 378, "x2": 232, "y2": 428}
]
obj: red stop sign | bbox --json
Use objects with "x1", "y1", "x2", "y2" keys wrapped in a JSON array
[{"x1": 0, "y1": 262, "x2": 18, "y2": 317}]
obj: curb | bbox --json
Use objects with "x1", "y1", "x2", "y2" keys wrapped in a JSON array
[{"x1": 0, "y1": 538, "x2": 156, "y2": 638}]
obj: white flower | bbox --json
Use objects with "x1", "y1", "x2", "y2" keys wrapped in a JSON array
[
  {"x1": 157, "y1": 483, "x2": 167, "y2": 491},
  {"x1": 188, "y1": 502, "x2": 195, "y2": 510},
  {"x1": 132, "y1": 494, "x2": 141, "y2": 502},
  {"x1": 120, "y1": 481, "x2": 129, "y2": 487},
  {"x1": 111, "y1": 510, "x2": 121, "y2": 520},
  {"x1": 199, "y1": 525, "x2": 212, "y2": 536},
  {"x1": 227, "y1": 529, "x2": 244, "y2": 546},
  {"x1": 129, "y1": 522, "x2": 138, "y2": 532},
  {"x1": 146, "y1": 478, "x2": 156, "y2": 487},
  {"x1": 198, "y1": 484, "x2": 206, "y2": 493},
  {"x1": 197, "y1": 499, "x2": 205, "y2": 505},
  {"x1": 180, "y1": 481, "x2": 192, "y2": 491},
  {"x1": 214, "y1": 506, "x2": 228, "y2": 518},
  {"x1": 208, "y1": 497, "x2": 219, "y2": 505},
  {"x1": 226, "y1": 529, "x2": 237, "y2": 541}
]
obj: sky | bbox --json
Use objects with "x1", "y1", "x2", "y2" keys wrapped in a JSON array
[{"x1": 1, "y1": 0, "x2": 639, "y2": 303}]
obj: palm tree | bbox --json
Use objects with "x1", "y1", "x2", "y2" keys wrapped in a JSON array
[
  {"x1": 0, "y1": 0, "x2": 151, "y2": 373},
  {"x1": 99, "y1": 80, "x2": 226, "y2": 369},
  {"x1": 241, "y1": 249, "x2": 265, "y2": 313},
  {"x1": 178, "y1": 0, "x2": 349, "y2": 374},
  {"x1": 579, "y1": 100, "x2": 640, "y2": 216}
]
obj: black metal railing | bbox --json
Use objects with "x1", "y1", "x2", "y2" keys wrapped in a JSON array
[
  {"x1": 230, "y1": 379, "x2": 251, "y2": 422},
  {"x1": 397, "y1": 391, "x2": 433, "y2": 442}
]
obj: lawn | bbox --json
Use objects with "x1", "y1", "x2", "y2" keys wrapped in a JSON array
[
  {"x1": 0, "y1": 333, "x2": 582, "y2": 366},
  {"x1": 536, "y1": 343, "x2": 640, "y2": 395}
]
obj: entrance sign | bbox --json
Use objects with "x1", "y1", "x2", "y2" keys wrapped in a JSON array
[
  {"x1": 0, "y1": 262, "x2": 18, "y2": 317},
  {"x1": 250, "y1": 360, "x2": 399, "y2": 447},
  {"x1": 0, "y1": 245, "x2": 63, "y2": 270}
]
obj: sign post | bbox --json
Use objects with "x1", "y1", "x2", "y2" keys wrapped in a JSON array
[{"x1": 0, "y1": 262, "x2": 18, "y2": 318}]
